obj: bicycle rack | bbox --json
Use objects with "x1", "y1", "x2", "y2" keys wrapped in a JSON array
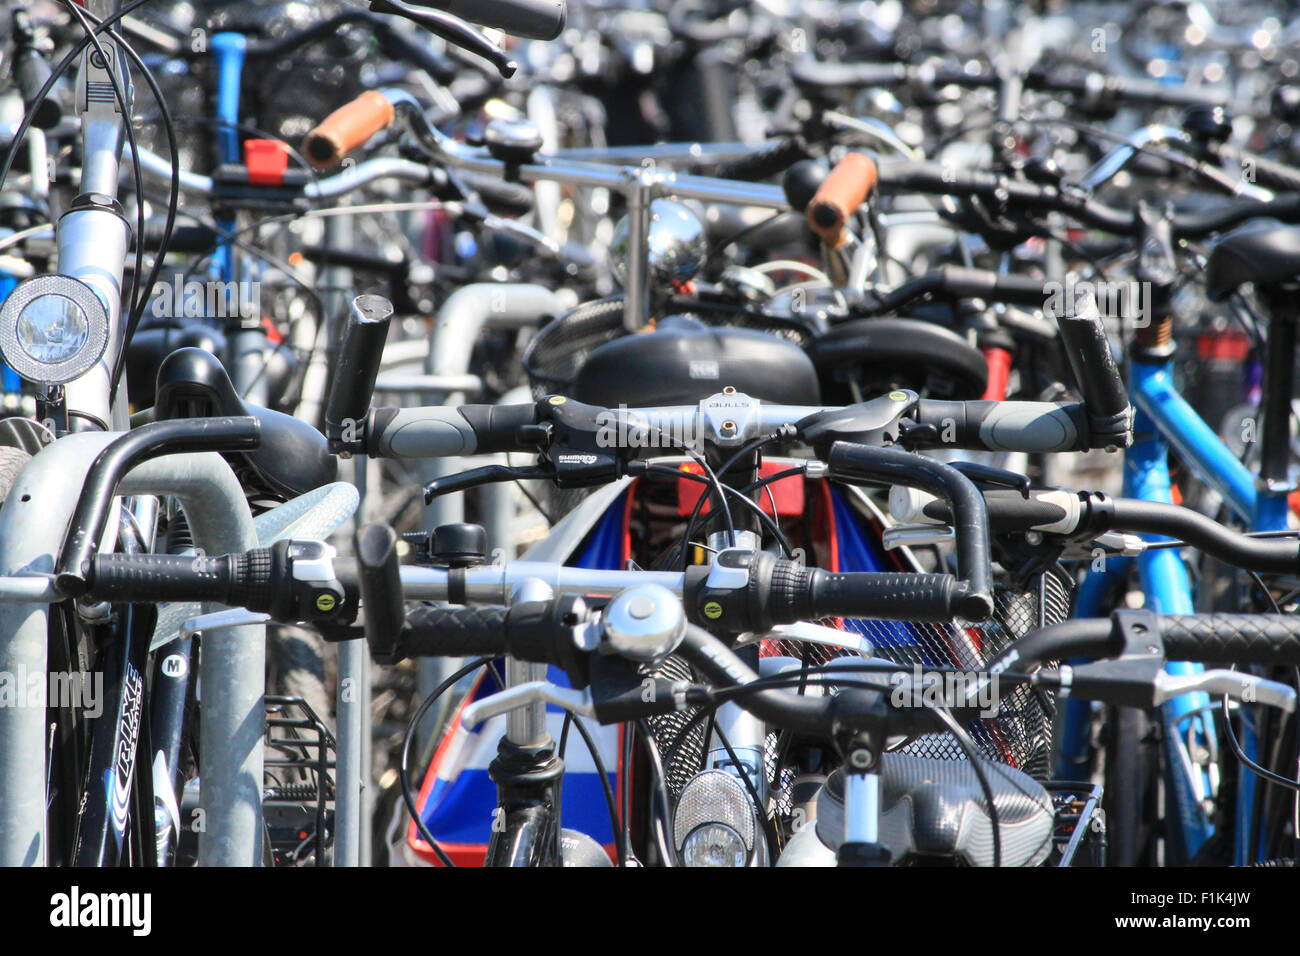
[{"x1": 263, "y1": 695, "x2": 337, "y2": 866}]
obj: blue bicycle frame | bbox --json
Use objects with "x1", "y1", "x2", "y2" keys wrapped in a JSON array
[
  {"x1": 1057, "y1": 355, "x2": 1283, "y2": 864},
  {"x1": 210, "y1": 33, "x2": 245, "y2": 283}
]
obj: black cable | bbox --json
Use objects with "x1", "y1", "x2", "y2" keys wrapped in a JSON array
[
  {"x1": 619, "y1": 722, "x2": 634, "y2": 863},
  {"x1": 669, "y1": 444, "x2": 736, "y2": 555},
  {"x1": 741, "y1": 466, "x2": 806, "y2": 494},
  {"x1": 677, "y1": 432, "x2": 785, "y2": 569},
  {"x1": 634, "y1": 718, "x2": 680, "y2": 867},
  {"x1": 513, "y1": 479, "x2": 557, "y2": 525},
  {"x1": 1220, "y1": 694, "x2": 1300, "y2": 794},
  {"x1": 0, "y1": 0, "x2": 156, "y2": 193},
  {"x1": 712, "y1": 719, "x2": 782, "y2": 863},
  {"x1": 1217, "y1": 574, "x2": 1300, "y2": 796},
  {"x1": 704, "y1": 210, "x2": 791, "y2": 268},
  {"x1": 560, "y1": 711, "x2": 625, "y2": 866},
  {"x1": 92, "y1": 18, "x2": 181, "y2": 405},
  {"x1": 663, "y1": 703, "x2": 715, "y2": 773},
  {"x1": 399, "y1": 656, "x2": 495, "y2": 868},
  {"x1": 928, "y1": 705, "x2": 1004, "y2": 868},
  {"x1": 162, "y1": 206, "x2": 328, "y2": 349},
  {"x1": 644, "y1": 465, "x2": 794, "y2": 558}
]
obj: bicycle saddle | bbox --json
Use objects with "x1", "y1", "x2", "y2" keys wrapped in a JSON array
[
  {"x1": 807, "y1": 318, "x2": 989, "y2": 402},
  {"x1": 1205, "y1": 221, "x2": 1300, "y2": 301},
  {"x1": 815, "y1": 754, "x2": 1054, "y2": 866},
  {"x1": 572, "y1": 316, "x2": 821, "y2": 407},
  {"x1": 154, "y1": 347, "x2": 337, "y2": 500},
  {"x1": 125, "y1": 325, "x2": 228, "y2": 411}
]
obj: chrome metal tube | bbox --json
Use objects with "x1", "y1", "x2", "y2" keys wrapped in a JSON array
[
  {"x1": 58, "y1": 206, "x2": 130, "y2": 429},
  {"x1": 843, "y1": 772, "x2": 879, "y2": 845}
]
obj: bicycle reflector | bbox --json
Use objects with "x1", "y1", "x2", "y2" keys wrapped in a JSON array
[{"x1": 0, "y1": 274, "x2": 109, "y2": 385}]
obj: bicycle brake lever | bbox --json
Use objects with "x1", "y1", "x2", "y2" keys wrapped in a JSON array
[
  {"x1": 1154, "y1": 669, "x2": 1297, "y2": 714},
  {"x1": 460, "y1": 681, "x2": 594, "y2": 728},
  {"x1": 947, "y1": 460, "x2": 1032, "y2": 496},
  {"x1": 370, "y1": 0, "x2": 518, "y2": 78},
  {"x1": 736, "y1": 620, "x2": 874, "y2": 657},
  {"x1": 180, "y1": 608, "x2": 272, "y2": 640},
  {"x1": 423, "y1": 463, "x2": 551, "y2": 503}
]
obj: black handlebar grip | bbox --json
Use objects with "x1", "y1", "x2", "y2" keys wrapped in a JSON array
[
  {"x1": 456, "y1": 403, "x2": 540, "y2": 454},
  {"x1": 325, "y1": 295, "x2": 394, "y2": 447},
  {"x1": 1213, "y1": 144, "x2": 1300, "y2": 194},
  {"x1": 298, "y1": 244, "x2": 408, "y2": 276},
  {"x1": 367, "y1": 403, "x2": 537, "y2": 458},
  {"x1": 391, "y1": 604, "x2": 512, "y2": 660},
  {"x1": 923, "y1": 488, "x2": 1078, "y2": 534},
  {"x1": 1050, "y1": 291, "x2": 1133, "y2": 447},
  {"x1": 1052, "y1": 300, "x2": 1132, "y2": 448},
  {"x1": 137, "y1": 223, "x2": 220, "y2": 253},
  {"x1": 457, "y1": 171, "x2": 536, "y2": 216},
  {"x1": 755, "y1": 555, "x2": 960, "y2": 625},
  {"x1": 697, "y1": 138, "x2": 811, "y2": 183},
  {"x1": 1160, "y1": 614, "x2": 1300, "y2": 666},
  {"x1": 86, "y1": 550, "x2": 273, "y2": 610},
  {"x1": 404, "y1": 0, "x2": 566, "y2": 40},
  {"x1": 810, "y1": 570, "x2": 959, "y2": 623},
  {"x1": 15, "y1": 48, "x2": 62, "y2": 131},
  {"x1": 13, "y1": 9, "x2": 62, "y2": 131},
  {"x1": 356, "y1": 522, "x2": 407, "y2": 662}
]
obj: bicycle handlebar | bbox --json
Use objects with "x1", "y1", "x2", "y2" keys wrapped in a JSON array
[
  {"x1": 304, "y1": 90, "x2": 397, "y2": 169},
  {"x1": 790, "y1": 57, "x2": 1233, "y2": 111},
  {"x1": 918, "y1": 487, "x2": 1300, "y2": 574},
  {"x1": 398, "y1": 0, "x2": 566, "y2": 40}
]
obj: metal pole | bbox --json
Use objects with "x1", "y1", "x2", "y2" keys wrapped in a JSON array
[
  {"x1": 415, "y1": 286, "x2": 562, "y2": 749},
  {"x1": 623, "y1": 168, "x2": 653, "y2": 330}
]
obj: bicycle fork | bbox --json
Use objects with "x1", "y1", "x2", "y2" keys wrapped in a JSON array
[{"x1": 485, "y1": 580, "x2": 565, "y2": 867}]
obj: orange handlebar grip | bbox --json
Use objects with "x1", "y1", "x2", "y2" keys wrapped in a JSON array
[{"x1": 303, "y1": 91, "x2": 395, "y2": 170}]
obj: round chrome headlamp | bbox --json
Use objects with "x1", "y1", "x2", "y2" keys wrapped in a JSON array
[
  {"x1": 680, "y1": 822, "x2": 748, "y2": 867},
  {"x1": 0, "y1": 274, "x2": 109, "y2": 385}
]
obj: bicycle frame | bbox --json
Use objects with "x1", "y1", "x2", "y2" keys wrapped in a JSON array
[{"x1": 1060, "y1": 351, "x2": 1286, "y2": 864}]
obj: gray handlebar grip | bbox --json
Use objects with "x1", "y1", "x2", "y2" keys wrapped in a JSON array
[
  {"x1": 368, "y1": 407, "x2": 479, "y2": 458},
  {"x1": 915, "y1": 400, "x2": 1089, "y2": 453},
  {"x1": 976, "y1": 402, "x2": 1087, "y2": 452}
]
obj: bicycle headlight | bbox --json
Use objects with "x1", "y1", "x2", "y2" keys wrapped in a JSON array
[
  {"x1": 0, "y1": 274, "x2": 109, "y2": 385},
  {"x1": 680, "y1": 822, "x2": 748, "y2": 867},
  {"x1": 673, "y1": 769, "x2": 758, "y2": 867}
]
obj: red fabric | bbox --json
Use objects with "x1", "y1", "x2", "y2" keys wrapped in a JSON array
[
  {"x1": 676, "y1": 461, "x2": 805, "y2": 518},
  {"x1": 980, "y1": 347, "x2": 1012, "y2": 401}
]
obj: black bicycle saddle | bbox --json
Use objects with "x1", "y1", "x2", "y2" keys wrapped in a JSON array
[
  {"x1": 154, "y1": 347, "x2": 337, "y2": 499},
  {"x1": 1205, "y1": 221, "x2": 1300, "y2": 301},
  {"x1": 807, "y1": 317, "x2": 989, "y2": 402}
]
